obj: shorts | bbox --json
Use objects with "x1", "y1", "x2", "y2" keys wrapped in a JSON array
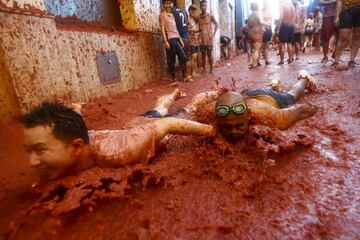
[
  {"x1": 339, "y1": 7, "x2": 360, "y2": 29},
  {"x1": 243, "y1": 88, "x2": 295, "y2": 109},
  {"x1": 190, "y1": 45, "x2": 199, "y2": 55},
  {"x1": 279, "y1": 24, "x2": 295, "y2": 43},
  {"x1": 305, "y1": 29, "x2": 313, "y2": 36},
  {"x1": 321, "y1": 16, "x2": 338, "y2": 40},
  {"x1": 142, "y1": 110, "x2": 163, "y2": 118},
  {"x1": 293, "y1": 32, "x2": 301, "y2": 44},
  {"x1": 263, "y1": 28, "x2": 273, "y2": 42},
  {"x1": 200, "y1": 45, "x2": 213, "y2": 52},
  {"x1": 142, "y1": 109, "x2": 188, "y2": 118}
]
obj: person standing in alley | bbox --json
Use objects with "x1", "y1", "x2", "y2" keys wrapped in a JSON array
[
  {"x1": 159, "y1": 0, "x2": 187, "y2": 82},
  {"x1": 197, "y1": 0, "x2": 218, "y2": 74}
]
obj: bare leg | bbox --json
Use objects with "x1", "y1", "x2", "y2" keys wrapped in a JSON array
[
  {"x1": 251, "y1": 42, "x2": 262, "y2": 68},
  {"x1": 350, "y1": 27, "x2": 360, "y2": 64},
  {"x1": 207, "y1": 49, "x2": 214, "y2": 74},
  {"x1": 279, "y1": 43, "x2": 285, "y2": 64},
  {"x1": 287, "y1": 43, "x2": 294, "y2": 62},
  {"x1": 154, "y1": 117, "x2": 215, "y2": 142},
  {"x1": 333, "y1": 28, "x2": 352, "y2": 67},
  {"x1": 263, "y1": 42, "x2": 270, "y2": 64},
  {"x1": 153, "y1": 89, "x2": 185, "y2": 116},
  {"x1": 322, "y1": 40, "x2": 330, "y2": 63},
  {"x1": 201, "y1": 50, "x2": 207, "y2": 73},
  {"x1": 287, "y1": 70, "x2": 317, "y2": 101}
]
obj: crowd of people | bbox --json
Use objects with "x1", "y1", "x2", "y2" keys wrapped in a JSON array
[
  {"x1": 240, "y1": 0, "x2": 359, "y2": 69},
  {"x1": 159, "y1": 0, "x2": 219, "y2": 82}
]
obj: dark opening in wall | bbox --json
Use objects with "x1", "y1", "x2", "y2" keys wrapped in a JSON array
[{"x1": 45, "y1": 0, "x2": 122, "y2": 29}]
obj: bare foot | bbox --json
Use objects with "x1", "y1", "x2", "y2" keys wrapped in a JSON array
[
  {"x1": 298, "y1": 70, "x2": 317, "y2": 92},
  {"x1": 321, "y1": 57, "x2": 328, "y2": 64},
  {"x1": 267, "y1": 78, "x2": 280, "y2": 91},
  {"x1": 277, "y1": 61, "x2": 284, "y2": 65}
]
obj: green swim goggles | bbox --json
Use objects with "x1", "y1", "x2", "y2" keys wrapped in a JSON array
[{"x1": 216, "y1": 103, "x2": 248, "y2": 117}]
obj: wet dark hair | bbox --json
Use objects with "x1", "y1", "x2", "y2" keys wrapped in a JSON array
[
  {"x1": 189, "y1": 4, "x2": 197, "y2": 11},
  {"x1": 20, "y1": 102, "x2": 89, "y2": 144},
  {"x1": 251, "y1": 2, "x2": 259, "y2": 11},
  {"x1": 162, "y1": 0, "x2": 173, "y2": 4},
  {"x1": 200, "y1": 0, "x2": 207, "y2": 5}
]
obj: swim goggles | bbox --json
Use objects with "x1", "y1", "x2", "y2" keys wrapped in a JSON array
[{"x1": 216, "y1": 103, "x2": 248, "y2": 117}]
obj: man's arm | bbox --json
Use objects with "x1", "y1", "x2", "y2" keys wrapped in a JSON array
[
  {"x1": 271, "y1": 104, "x2": 317, "y2": 130},
  {"x1": 257, "y1": 11, "x2": 270, "y2": 27},
  {"x1": 211, "y1": 15, "x2": 219, "y2": 38},
  {"x1": 334, "y1": 0, "x2": 343, "y2": 26}
]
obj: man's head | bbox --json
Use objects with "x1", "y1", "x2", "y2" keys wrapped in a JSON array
[
  {"x1": 215, "y1": 92, "x2": 250, "y2": 141},
  {"x1": 200, "y1": 0, "x2": 207, "y2": 13},
  {"x1": 250, "y1": 2, "x2": 259, "y2": 11},
  {"x1": 314, "y1": 6, "x2": 320, "y2": 15},
  {"x1": 162, "y1": 0, "x2": 173, "y2": 12},
  {"x1": 292, "y1": 0, "x2": 298, "y2": 7},
  {"x1": 308, "y1": 12, "x2": 314, "y2": 19},
  {"x1": 21, "y1": 102, "x2": 89, "y2": 179},
  {"x1": 189, "y1": 4, "x2": 197, "y2": 18}
]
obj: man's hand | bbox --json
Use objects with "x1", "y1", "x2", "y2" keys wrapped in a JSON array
[
  {"x1": 165, "y1": 41, "x2": 170, "y2": 49},
  {"x1": 180, "y1": 39, "x2": 184, "y2": 48},
  {"x1": 334, "y1": 16, "x2": 340, "y2": 26}
]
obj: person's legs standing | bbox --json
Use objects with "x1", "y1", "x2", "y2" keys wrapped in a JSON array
[
  {"x1": 287, "y1": 24, "x2": 295, "y2": 62},
  {"x1": 349, "y1": 26, "x2": 360, "y2": 66},
  {"x1": 207, "y1": 46, "x2": 214, "y2": 74},
  {"x1": 333, "y1": 9, "x2": 353, "y2": 68},
  {"x1": 166, "y1": 42, "x2": 177, "y2": 80},
  {"x1": 201, "y1": 45, "x2": 207, "y2": 73}
]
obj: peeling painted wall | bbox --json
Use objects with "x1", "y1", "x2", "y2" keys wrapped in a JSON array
[{"x1": 0, "y1": 11, "x2": 166, "y2": 113}]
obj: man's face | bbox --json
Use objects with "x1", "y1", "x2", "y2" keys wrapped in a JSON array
[
  {"x1": 217, "y1": 109, "x2": 250, "y2": 141},
  {"x1": 189, "y1": 9, "x2": 197, "y2": 18},
  {"x1": 163, "y1": 1, "x2": 173, "y2": 12},
  {"x1": 292, "y1": 0, "x2": 298, "y2": 6},
  {"x1": 200, "y1": 3, "x2": 207, "y2": 12},
  {"x1": 23, "y1": 125, "x2": 76, "y2": 179}
]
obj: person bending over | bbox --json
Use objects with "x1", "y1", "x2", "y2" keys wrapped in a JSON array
[
  {"x1": 220, "y1": 35, "x2": 232, "y2": 59},
  {"x1": 21, "y1": 89, "x2": 215, "y2": 180}
]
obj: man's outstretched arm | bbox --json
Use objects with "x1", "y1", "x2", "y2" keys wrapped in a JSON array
[{"x1": 271, "y1": 104, "x2": 317, "y2": 130}]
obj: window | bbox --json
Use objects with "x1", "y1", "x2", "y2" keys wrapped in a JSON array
[{"x1": 44, "y1": 0, "x2": 122, "y2": 29}]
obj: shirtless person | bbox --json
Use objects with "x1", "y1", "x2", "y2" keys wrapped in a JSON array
[
  {"x1": 278, "y1": 0, "x2": 296, "y2": 64},
  {"x1": 319, "y1": 0, "x2": 338, "y2": 63},
  {"x1": 197, "y1": 0, "x2": 218, "y2": 74},
  {"x1": 184, "y1": 70, "x2": 318, "y2": 141},
  {"x1": 262, "y1": 2, "x2": 273, "y2": 65},
  {"x1": 159, "y1": 0, "x2": 187, "y2": 81},
  {"x1": 188, "y1": 4, "x2": 201, "y2": 78},
  {"x1": 247, "y1": 2, "x2": 270, "y2": 69},
  {"x1": 313, "y1": 6, "x2": 323, "y2": 52},
  {"x1": 21, "y1": 89, "x2": 216, "y2": 180},
  {"x1": 293, "y1": 0, "x2": 307, "y2": 60},
  {"x1": 332, "y1": 0, "x2": 360, "y2": 68}
]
